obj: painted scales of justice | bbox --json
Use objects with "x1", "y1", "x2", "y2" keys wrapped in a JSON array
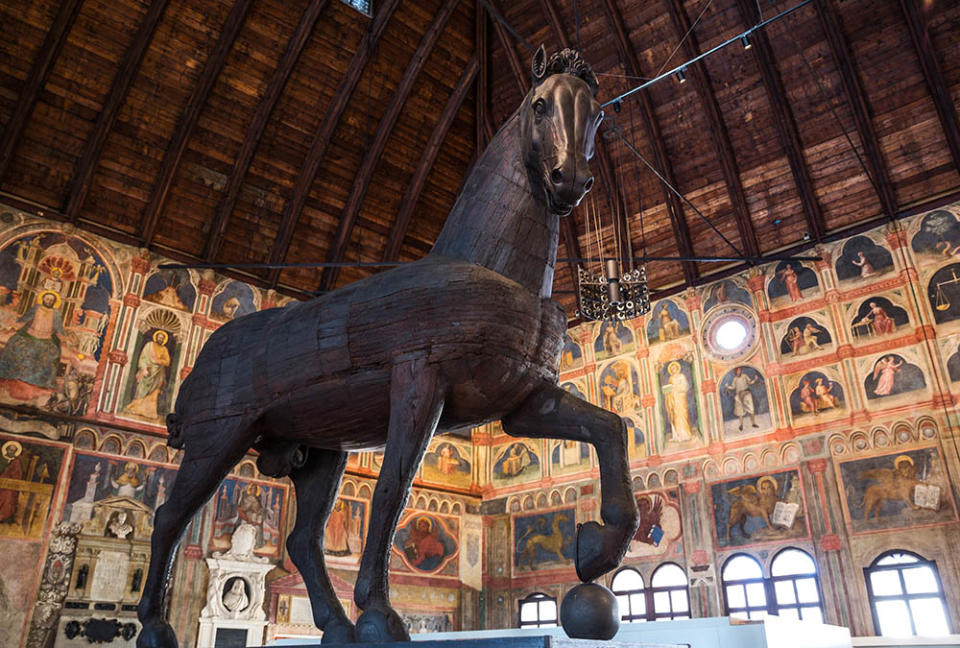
[{"x1": 136, "y1": 48, "x2": 660, "y2": 647}]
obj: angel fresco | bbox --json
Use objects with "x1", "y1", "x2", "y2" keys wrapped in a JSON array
[
  {"x1": 835, "y1": 236, "x2": 894, "y2": 281},
  {"x1": 864, "y1": 354, "x2": 926, "y2": 400}
]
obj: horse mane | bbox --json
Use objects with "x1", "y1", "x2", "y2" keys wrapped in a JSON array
[{"x1": 539, "y1": 49, "x2": 598, "y2": 97}]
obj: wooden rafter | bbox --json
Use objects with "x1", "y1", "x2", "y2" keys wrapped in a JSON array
[
  {"x1": 383, "y1": 54, "x2": 478, "y2": 263},
  {"x1": 597, "y1": 0, "x2": 696, "y2": 285},
  {"x1": 538, "y1": 0, "x2": 634, "y2": 271},
  {"x1": 662, "y1": 0, "x2": 759, "y2": 258},
  {"x1": 203, "y1": 0, "x2": 330, "y2": 261},
  {"x1": 267, "y1": 0, "x2": 402, "y2": 288},
  {"x1": 0, "y1": 0, "x2": 84, "y2": 182},
  {"x1": 814, "y1": 0, "x2": 897, "y2": 218},
  {"x1": 318, "y1": 0, "x2": 461, "y2": 291},
  {"x1": 140, "y1": 0, "x2": 255, "y2": 245},
  {"x1": 898, "y1": 0, "x2": 960, "y2": 171},
  {"x1": 475, "y1": 1, "x2": 490, "y2": 152},
  {"x1": 732, "y1": 0, "x2": 825, "y2": 242},
  {"x1": 63, "y1": 0, "x2": 172, "y2": 223}
]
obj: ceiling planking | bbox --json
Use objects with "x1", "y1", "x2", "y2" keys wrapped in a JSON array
[{"x1": 0, "y1": 0, "x2": 957, "y2": 315}]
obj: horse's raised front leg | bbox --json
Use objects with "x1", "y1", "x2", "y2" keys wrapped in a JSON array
[
  {"x1": 354, "y1": 356, "x2": 444, "y2": 643},
  {"x1": 285, "y1": 448, "x2": 356, "y2": 644},
  {"x1": 503, "y1": 382, "x2": 639, "y2": 582},
  {"x1": 137, "y1": 417, "x2": 255, "y2": 648}
]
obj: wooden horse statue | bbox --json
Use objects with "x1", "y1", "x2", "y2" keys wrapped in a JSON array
[{"x1": 137, "y1": 46, "x2": 639, "y2": 647}]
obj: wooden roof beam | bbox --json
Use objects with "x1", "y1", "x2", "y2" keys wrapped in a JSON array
[
  {"x1": 598, "y1": 0, "x2": 696, "y2": 286},
  {"x1": 475, "y1": 2, "x2": 491, "y2": 151},
  {"x1": 487, "y1": 0, "x2": 526, "y2": 97},
  {"x1": 63, "y1": 0, "x2": 171, "y2": 223},
  {"x1": 898, "y1": 0, "x2": 960, "y2": 171},
  {"x1": 383, "y1": 54, "x2": 478, "y2": 262},
  {"x1": 662, "y1": 0, "x2": 759, "y2": 258},
  {"x1": 203, "y1": 0, "x2": 330, "y2": 261},
  {"x1": 538, "y1": 0, "x2": 634, "y2": 272},
  {"x1": 139, "y1": 0, "x2": 255, "y2": 245},
  {"x1": 0, "y1": 0, "x2": 84, "y2": 182},
  {"x1": 267, "y1": 0, "x2": 402, "y2": 288},
  {"x1": 732, "y1": 0, "x2": 826, "y2": 242},
  {"x1": 318, "y1": 0, "x2": 461, "y2": 291},
  {"x1": 814, "y1": 0, "x2": 897, "y2": 218}
]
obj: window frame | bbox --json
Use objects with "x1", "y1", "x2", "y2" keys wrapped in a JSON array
[
  {"x1": 649, "y1": 562, "x2": 691, "y2": 621},
  {"x1": 864, "y1": 550, "x2": 951, "y2": 637},
  {"x1": 769, "y1": 547, "x2": 825, "y2": 623},
  {"x1": 517, "y1": 591, "x2": 558, "y2": 629},
  {"x1": 611, "y1": 567, "x2": 648, "y2": 623},
  {"x1": 721, "y1": 553, "x2": 769, "y2": 620}
]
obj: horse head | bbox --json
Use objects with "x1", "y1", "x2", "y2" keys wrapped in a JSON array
[{"x1": 521, "y1": 46, "x2": 601, "y2": 216}]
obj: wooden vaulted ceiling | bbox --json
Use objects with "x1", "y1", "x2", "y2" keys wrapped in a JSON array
[{"x1": 1, "y1": 0, "x2": 959, "y2": 317}]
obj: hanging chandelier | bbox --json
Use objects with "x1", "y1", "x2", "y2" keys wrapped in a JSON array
[{"x1": 578, "y1": 259, "x2": 650, "y2": 321}]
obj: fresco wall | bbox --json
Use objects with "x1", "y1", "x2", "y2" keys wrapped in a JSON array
[
  {"x1": 0, "y1": 204, "x2": 482, "y2": 648},
  {"x1": 478, "y1": 202, "x2": 960, "y2": 637}
]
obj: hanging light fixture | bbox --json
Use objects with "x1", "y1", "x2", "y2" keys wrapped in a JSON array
[
  {"x1": 578, "y1": 261, "x2": 650, "y2": 321},
  {"x1": 741, "y1": 34, "x2": 752, "y2": 49},
  {"x1": 675, "y1": 68, "x2": 687, "y2": 83}
]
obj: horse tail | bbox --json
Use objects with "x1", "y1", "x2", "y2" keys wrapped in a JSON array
[{"x1": 166, "y1": 412, "x2": 184, "y2": 449}]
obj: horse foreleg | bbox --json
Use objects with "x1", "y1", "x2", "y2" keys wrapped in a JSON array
[
  {"x1": 137, "y1": 418, "x2": 254, "y2": 648},
  {"x1": 503, "y1": 382, "x2": 639, "y2": 582},
  {"x1": 354, "y1": 356, "x2": 444, "y2": 643},
  {"x1": 285, "y1": 448, "x2": 355, "y2": 644}
]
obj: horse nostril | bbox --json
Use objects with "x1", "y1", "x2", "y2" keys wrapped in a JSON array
[
  {"x1": 550, "y1": 168, "x2": 564, "y2": 186},
  {"x1": 583, "y1": 176, "x2": 594, "y2": 191}
]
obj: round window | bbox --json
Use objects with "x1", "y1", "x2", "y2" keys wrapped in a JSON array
[{"x1": 701, "y1": 304, "x2": 759, "y2": 363}]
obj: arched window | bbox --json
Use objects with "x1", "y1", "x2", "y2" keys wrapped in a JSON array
[
  {"x1": 771, "y1": 548, "x2": 823, "y2": 622},
  {"x1": 865, "y1": 551, "x2": 950, "y2": 637},
  {"x1": 518, "y1": 592, "x2": 558, "y2": 629},
  {"x1": 611, "y1": 568, "x2": 647, "y2": 623},
  {"x1": 651, "y1": 563, "x2": 690, "y2": 620},
  {"x1": 722, "y1": 554, "x2": 767, "y2": 620}
]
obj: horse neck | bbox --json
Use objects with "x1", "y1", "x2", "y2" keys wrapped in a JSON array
[{"x1": 430, "y1": 110, "x2": 558, "y2": 298}]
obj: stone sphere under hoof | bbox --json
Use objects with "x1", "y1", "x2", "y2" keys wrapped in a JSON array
[{"x1": 560, "y1": 582, "x2": 620, "y2": 640}]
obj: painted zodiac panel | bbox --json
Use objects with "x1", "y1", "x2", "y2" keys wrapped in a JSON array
[
  {"x1": 392, "y1": 512, "x2": 458, "y2": 574},
  {"x1": 559, "y1": 334, "x2": 584, "y2": 371},
  {"x1": 836, "y1": 447, "x2": 956, "y2": 534},
  {"x1": 561, "y1": 379, "x2": 588, "y2": 403},
  {"x1": 703, "y1": 279, "x2": 752, "y2": 312},
  {"x1": 491, "y1": 442, "x2": 540, "y2": 486},
  {"x1": 550, "y1": 440, "x2": 592, "y2": 475},
  {"x1": 324, "y1": 496, "x2": 367, "y2": 566},
  {"x1": 928, "y1": 262, "x2": 960, "y2": 324},
  {"x1": 623, "y1": 415, "x2": 647, "y2": 461},
  {"x1": 647, "y1": 300, "x2": 690, "y2": 344},
  {"x1": 711, "y1": 469, "x2": 807, "y2": 549},
  {"x1": 513, "y1": 507, "x2": 576, "y2": 573},
  {"x1": 597, "y1": 359, "x2": 641, "y2": 417},
  {"x1": 0, "y1": 232, "x2": 114, "y2": 413},
  {"x1": 767, "y1": 261, "x2": 819, "y2": 305},
  {"x1": 863, "y1": 354, "x2": 926, "y2": 400},
  {"x1": 788, "y1": 370, "x2": 845, "y2": 421},
  {"x1": 593, "y1": 321, "x2": 635, "y2": 361},
  {"x1": 778, "y1": 316, "x2": 832, "y2": 359},
  {"x1": 210, "y1": 280, "x2": 258, "y2": 323},
  {"x1": 0, "y1": 435, "x2": 64, "y2": 540},
  {"x1": 627, "y1": 489, "x2": 682, "y2": 560},
  {"x1": 142, "y1": 269, "x2": 196, "y2": 312},
  {"x1": 910, "y1": 209, "x2": 960, "y2": 257},
  {"x1": 421, "y1": 439, "x2": 472, "y2": 488},
  {"x1": 210, "y1": 478, "x2": 286, "y2": 558},
  {"x1": 834, "y1": 235, "x2": 894, "y2": 282},
  {"x1": 849, "y1": 296, "x2": 909, "y2": 339},
  {"x1": 718, "y1": 366, "x2": 772, "y2": 439}
]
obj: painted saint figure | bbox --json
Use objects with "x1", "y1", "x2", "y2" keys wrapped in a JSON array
[
  {"x1": 403, "y1": 517, "x2": 444, "y2": 568},
  {"x1": 0, "y1": 291, "x2": 66, "y2": 389},
  {"x1": 659, "y1": 307, "x2": 681, "y2": 340},
  {"x1": 326, "y1": 500, "x2": 351, "y2": 556},
  {"x1": 852, "y1": 251, "x2": 876, "y2": 278},
  {"x1": 725, "y1": 367, "x2": 760, "y2": 431},
  {"x1": 123, "y1": 330, "x2": 171, "y2": 419},
  {"x1": 0, "y1": 441, "x2": 24, "y2": 524},
  {"x1": 871, "y1": 355, "x2": 903, "y2": 396},
  {"x1": 778, "y1": 265, "x2": 803, "y2": 302},
  {"x1": 111, "y1": 462, "x2": 145, "y2": 500},
  {"x1": 500, "y1": 444, "x2": 532, "y2": 477},
  {"x1": 867, "y1": 302, "x2": 894, "y2": 336},
  {"x1": 603, "y1": 324, "x2": 622, "y2": 356},
  {"x1": 663, "y1": 361, "x2": 693, "y2": 442}
]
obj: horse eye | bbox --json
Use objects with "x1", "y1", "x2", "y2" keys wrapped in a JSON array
[{"x1": 533, "y1": 99, "x2": 546, "y2": 116}]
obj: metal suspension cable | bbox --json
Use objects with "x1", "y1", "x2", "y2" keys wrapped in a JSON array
[{"x1": 654, "y1": 0, "x2": 716, "y2": 78}]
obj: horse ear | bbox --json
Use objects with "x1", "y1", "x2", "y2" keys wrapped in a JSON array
[{"x1": 531, "y1": 44, "x2": 547, "y2": 84}]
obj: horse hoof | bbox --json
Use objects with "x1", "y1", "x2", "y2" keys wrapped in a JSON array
[
  {"x1": 320, "y1": 618, "x2": 357, "y2": 644},
  {"x1": 136, "y1": 619, "x2": 178, "y2": 648},
  {"x1": 575, "y1": 521, "x2": 627, "y2": 583},
  {"x1": 356, "y1": 607, "x2": 410, "y2": 643}
]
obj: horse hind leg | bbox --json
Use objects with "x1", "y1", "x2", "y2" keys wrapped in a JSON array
[
  {"x1": 284, "y1": 448, "x2": 356, "y2": 644},
  {"x1": 137, "y1": 417, "x2": 255, "y2": 648}
]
